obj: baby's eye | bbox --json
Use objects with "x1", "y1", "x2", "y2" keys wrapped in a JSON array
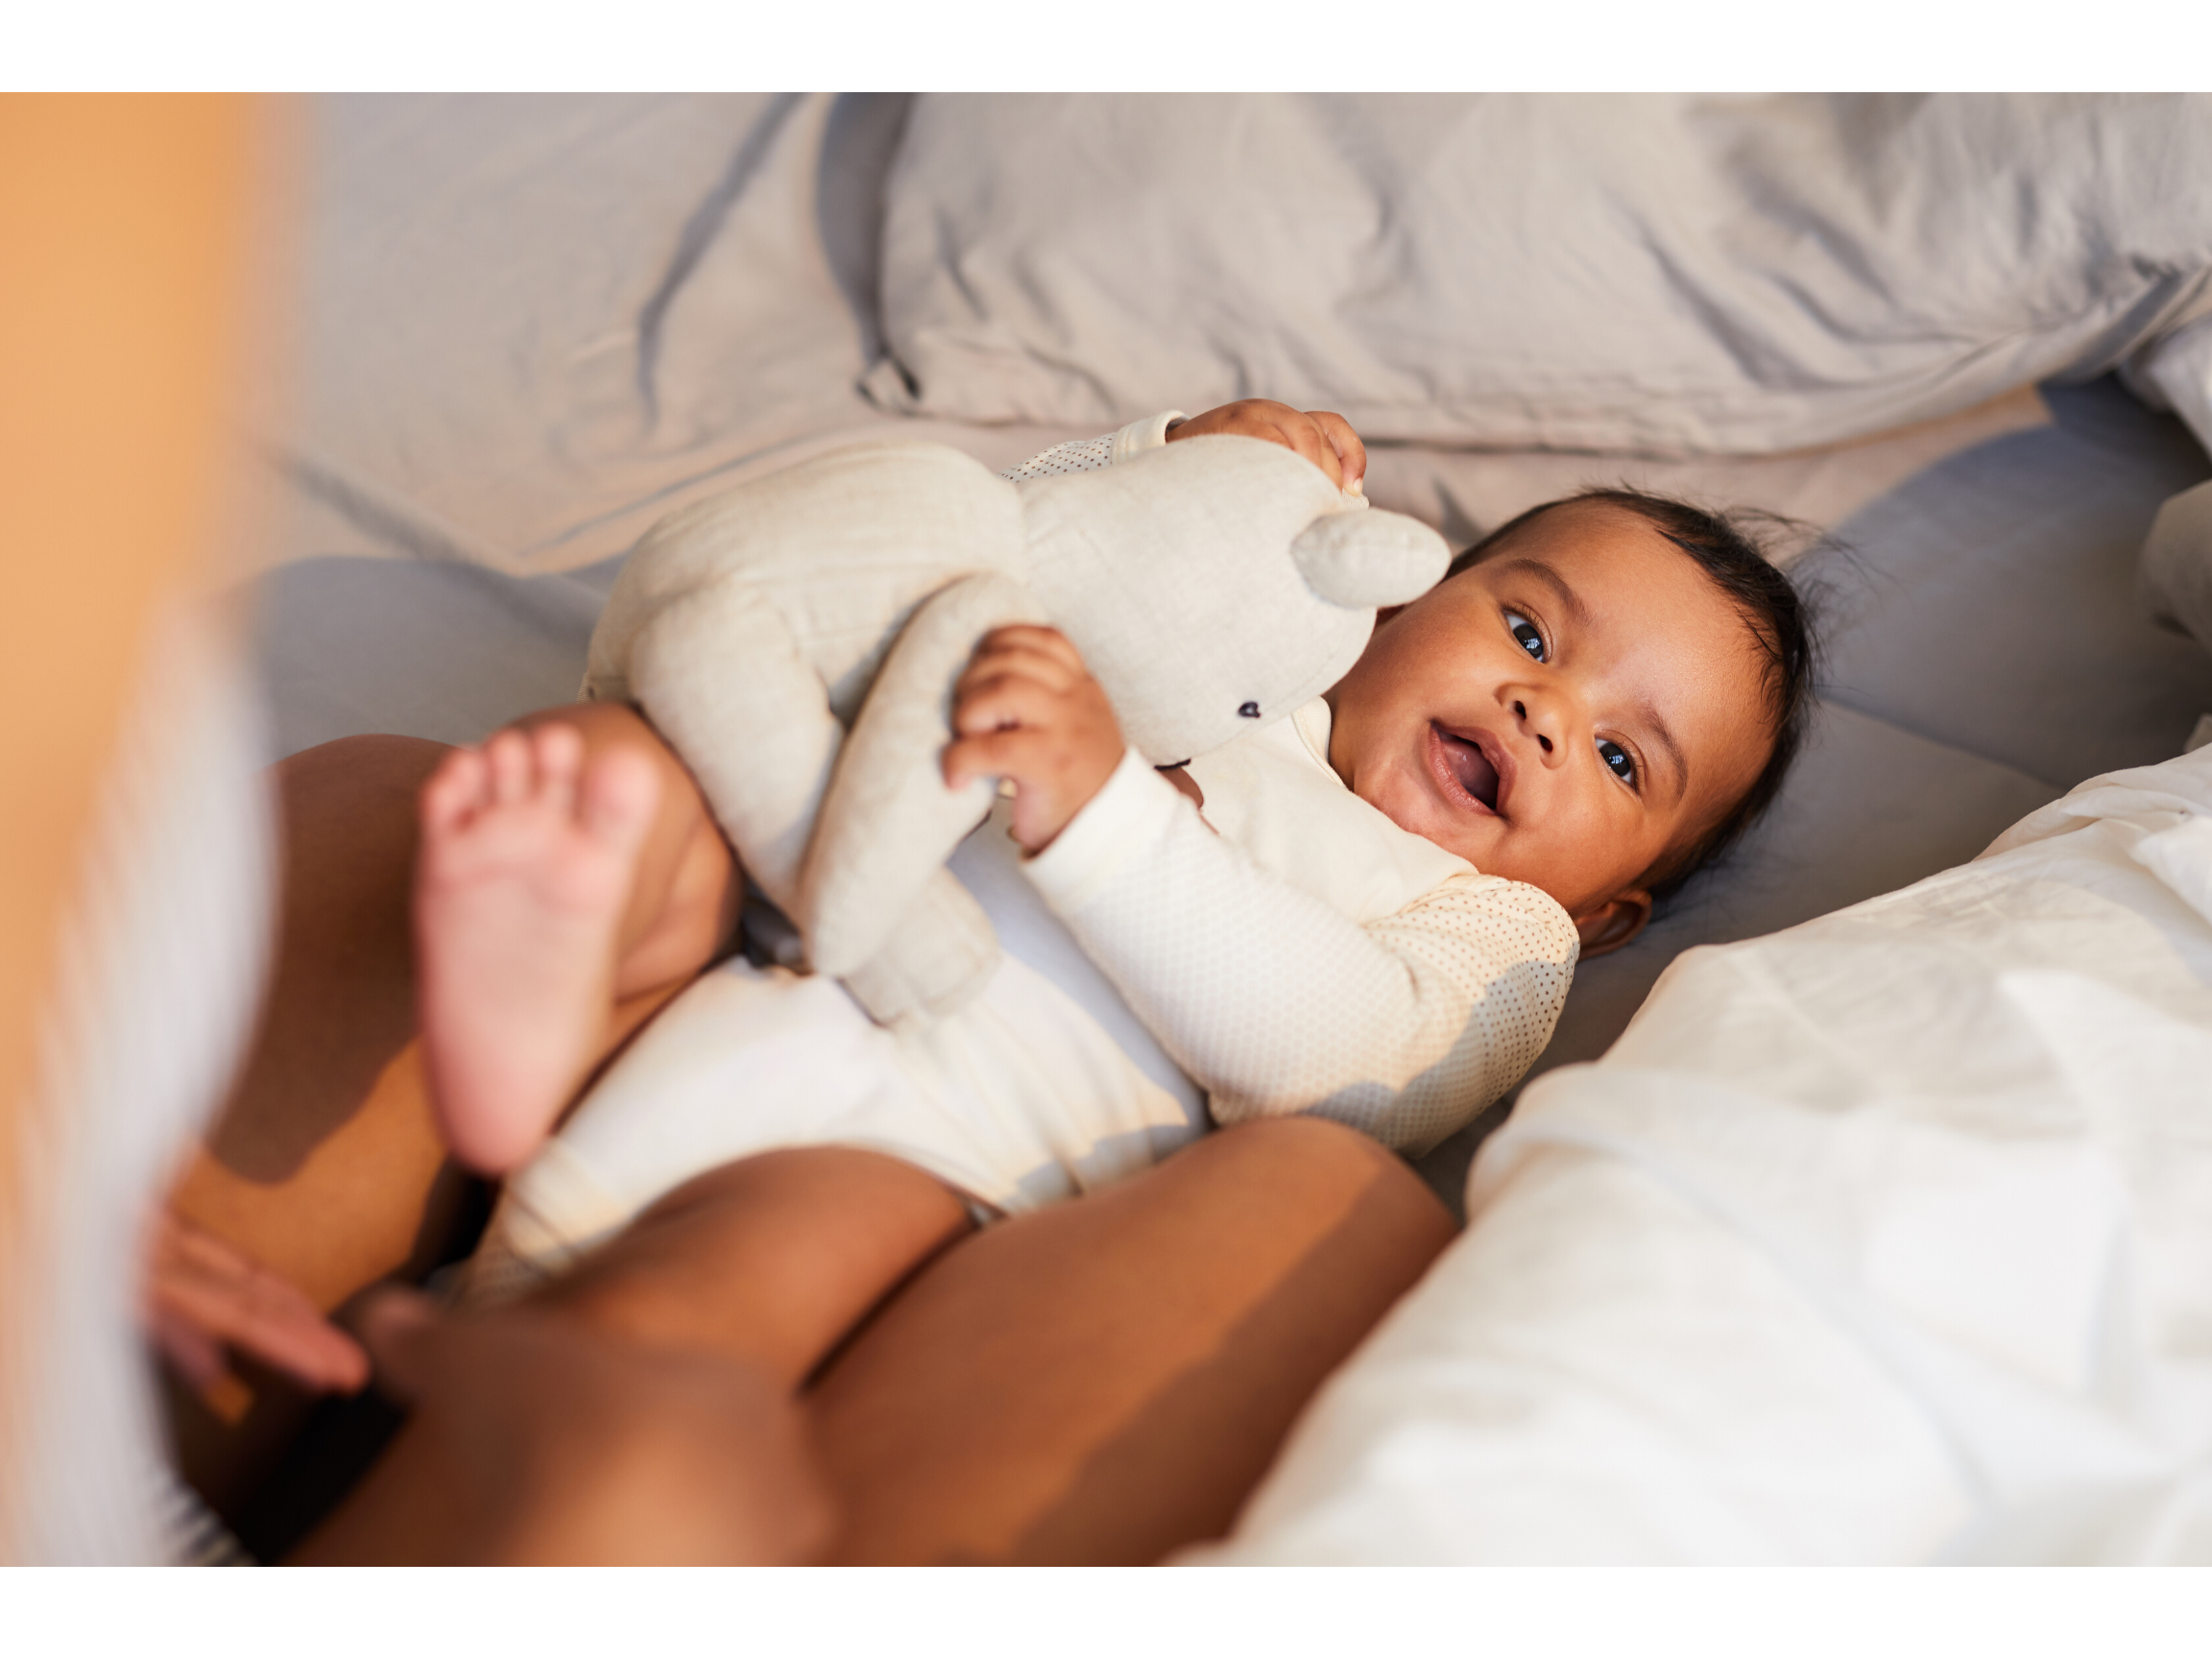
[
  {"x1": 1503, "y1": 610, "x2": 1545, "y2": 662},
  {"x1": 1598, "y1": 739, "x2": 1636, "y2": 787}
]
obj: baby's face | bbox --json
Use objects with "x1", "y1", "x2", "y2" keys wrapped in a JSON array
[{"x1": 1324, "y1": 501, "x2": 1772, "y2": 942}]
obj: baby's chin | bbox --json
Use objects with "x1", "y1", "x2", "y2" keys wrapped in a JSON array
[
  {"x1": 1363, "y1": 781, "x2": 1508, "y2": 876},
  {"x1": 1364, "y1": 775, "x2": 1631, "y2": 913}
]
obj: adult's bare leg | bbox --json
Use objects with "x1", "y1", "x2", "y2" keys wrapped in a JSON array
[
  {"x1": 163, "y1": 703, "x2": 737, "y2": 1512},
  {"x1": 292, "y1": 1147, "x2": 973, "y2": 1564},
  {"x1": 807, "y1": 1116, "x2": 1455, "y2": 1565},
  {"x1": 288, "y1": 1290, "x2": 836, "y2": 1566}
]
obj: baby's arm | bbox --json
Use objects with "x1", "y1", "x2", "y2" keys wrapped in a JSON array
[
  {"x1": 947, "y1": 629, "x2": 1578, "y2": 1155},
  {"x1": 1023, "y1": 754, "x2": 1578, "y2": 1155}
]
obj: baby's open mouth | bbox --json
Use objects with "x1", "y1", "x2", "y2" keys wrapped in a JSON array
[{"x1": 1432, "y1": 723, "x2": 1501, "y2": 810}]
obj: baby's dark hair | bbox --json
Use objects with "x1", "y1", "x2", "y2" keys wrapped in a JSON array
[{"x1": 1448, "y1": 488, "x2": 1820, "y2": 907}]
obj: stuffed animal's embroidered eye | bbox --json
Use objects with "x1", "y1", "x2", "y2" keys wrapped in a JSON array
[
  {"x1": 1238, "y1": 701, "x2": 1261, "y2": 718},
  {"x1": 1504, "y1": 610, "x2": 1545, "y2": 661}
]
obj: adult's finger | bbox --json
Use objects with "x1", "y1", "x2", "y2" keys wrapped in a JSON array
[
  {"x1": 1307, "y1": 410, "x2": 1366, "y2": 493},
  {"x1": 152, "y1": 1270, "x2": 369, "y2": 1392},
  {"x1": 147, "y1": 1305, "x2": 228, "y2": 1390},
  {"x1": 356, "y1": 1285, "x2": 445, "y2": 1407},
  {"x1": 148, "y1": 1214, "x2": 370, "y2": 1392}
]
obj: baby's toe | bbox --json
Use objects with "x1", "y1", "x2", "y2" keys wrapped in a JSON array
[
  {"x1": 485, "y1": 729, "x2": 533, "y2": 806},
  {"x1": 530, "y1": 724, "x2": 585, "y2": 817},
  {"x1": 578, "y1": 748, "x2": 661, "y2": 854},
  {"x1": 421, "y1": 748, "x2": 491, "y2": 832}
]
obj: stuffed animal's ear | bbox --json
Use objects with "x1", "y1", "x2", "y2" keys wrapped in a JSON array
[{"x1": 1291, "y1": 508, "x2": 1452, "y2": 610}]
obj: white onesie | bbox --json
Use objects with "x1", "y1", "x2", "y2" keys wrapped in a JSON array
[{"x1": 474, "y1": 422, "x2": 1580, "y2": 1285}]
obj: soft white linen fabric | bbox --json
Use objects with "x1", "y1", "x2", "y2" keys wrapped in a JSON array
[
  {"x1": 2128, "y1": 314, "x2": 2212, "y2": 466},
  {"x1": 1209, "y1": 744, "x2": 2212, "y2": 1564},
  {"x1": 871, "y1": 94, "x2": 2212, "y2": 461},
  {"x1": 2, "y1": 607, "x2": 273, "y2": 1563},
  {"x1": 2140, "y1": 478, "x2": 2212, "y2": 654}
]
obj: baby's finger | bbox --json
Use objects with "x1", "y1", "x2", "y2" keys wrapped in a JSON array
[
  {"x1": 972, "y1": 624, "x2": 1085, "y2": 674},
  {"x1": 1269, "y1": 409, "x2": 1343, "y2": 489},
  {"x1": 954, "y1": 642, "x2": 1085, "y2": 709},
  {"x1": 943, "y1": 724, "x2": 1059, "y2": 790},
  {"x1": 1307, "y1": 410, "x2": 1366, "y2": 493},
  {"x1": 951, "y1": 671, "x2": 1074, "y2": 739},
  {"x1": 943, "y1": 728, "x2": 1018, "y2": 790}
]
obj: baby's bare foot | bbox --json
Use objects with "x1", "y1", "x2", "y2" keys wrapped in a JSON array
[{"x1": 415, "y1": 724, "x2": 660, "y2": 1175}]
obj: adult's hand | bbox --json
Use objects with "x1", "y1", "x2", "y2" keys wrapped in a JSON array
[{"x1": 143, "y1": 1208, "x2": 370, "y2": 1395}]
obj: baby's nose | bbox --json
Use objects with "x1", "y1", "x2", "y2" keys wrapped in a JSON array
[{"x1": 1512, "y1": 699, "x2": 1555, "y2": 756}]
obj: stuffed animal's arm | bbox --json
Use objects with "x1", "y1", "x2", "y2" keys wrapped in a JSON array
[
  {"x1": 1022, "y1": 751, "x2": 1581, "y2": 1156},
  {"x1": 802, "y1": 570, "x2": 1049, "y2": 978}
]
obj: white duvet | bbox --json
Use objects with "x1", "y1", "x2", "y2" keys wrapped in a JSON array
[{"x1": 1207, "y1": 745, "x2": 2212, "y2": 1564}]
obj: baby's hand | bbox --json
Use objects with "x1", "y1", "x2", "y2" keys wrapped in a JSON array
[
  {"x1": 945, "y1": 625, "x2": 1124, "y2": 854},
  {"x1": 1166, "y1": 399, "x2": 1366, "y2": 493}
]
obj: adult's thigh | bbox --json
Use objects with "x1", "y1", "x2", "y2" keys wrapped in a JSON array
[{"x1": 807, "y1": 1116, "x2": 1455, "y2": 1564}]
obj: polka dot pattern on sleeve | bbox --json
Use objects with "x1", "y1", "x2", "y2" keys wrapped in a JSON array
[
  {"x1": 1051, "y1": 798, "x2": 1580, "y2": 1156},
  {"x1": 999, "y1": 434, "x2": 1118, "y2": 481}
]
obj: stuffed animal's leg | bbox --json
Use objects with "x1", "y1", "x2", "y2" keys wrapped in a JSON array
[
  {"x1": 802, "y1": 572, "x2": 1047, "y2": 1007},
  {"x1": 623, "y1": 581, "x2": 842, "y2": 922}
]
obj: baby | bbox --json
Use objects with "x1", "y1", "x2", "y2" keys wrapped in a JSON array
[{"x1": 414, "y1": 398, "x2": 1815, "y2": 1299}]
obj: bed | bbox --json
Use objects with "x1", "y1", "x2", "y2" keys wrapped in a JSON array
[{"x1": 231, "y1": 92, "x2": 2212, "y2": 1562}]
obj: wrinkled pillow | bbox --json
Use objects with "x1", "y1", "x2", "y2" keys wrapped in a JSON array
[{"x1": 870, "y1": 94, "x2": 2212, "y2": 459}]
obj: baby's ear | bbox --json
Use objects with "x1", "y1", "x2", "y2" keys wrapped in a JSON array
[
  {"x1": 1291, "y1": 509, "x2": 1450, "y2": 610},
  {"x1": 1573, "y1": 889, "x2": 1650, "y2": 957}
]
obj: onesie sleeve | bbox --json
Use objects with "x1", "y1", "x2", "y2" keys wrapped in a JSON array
[
  {"x1": 998, "y1": 411, "x2": 1185, "y2": 481},
  {"x1": 1022, "y1": 750, "x2": 1581, "y2": 1156}
]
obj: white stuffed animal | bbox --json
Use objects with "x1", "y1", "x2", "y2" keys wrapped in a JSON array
[{"x1": 583, "y1": 428, "x2": 1451, "y2": 1029}]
